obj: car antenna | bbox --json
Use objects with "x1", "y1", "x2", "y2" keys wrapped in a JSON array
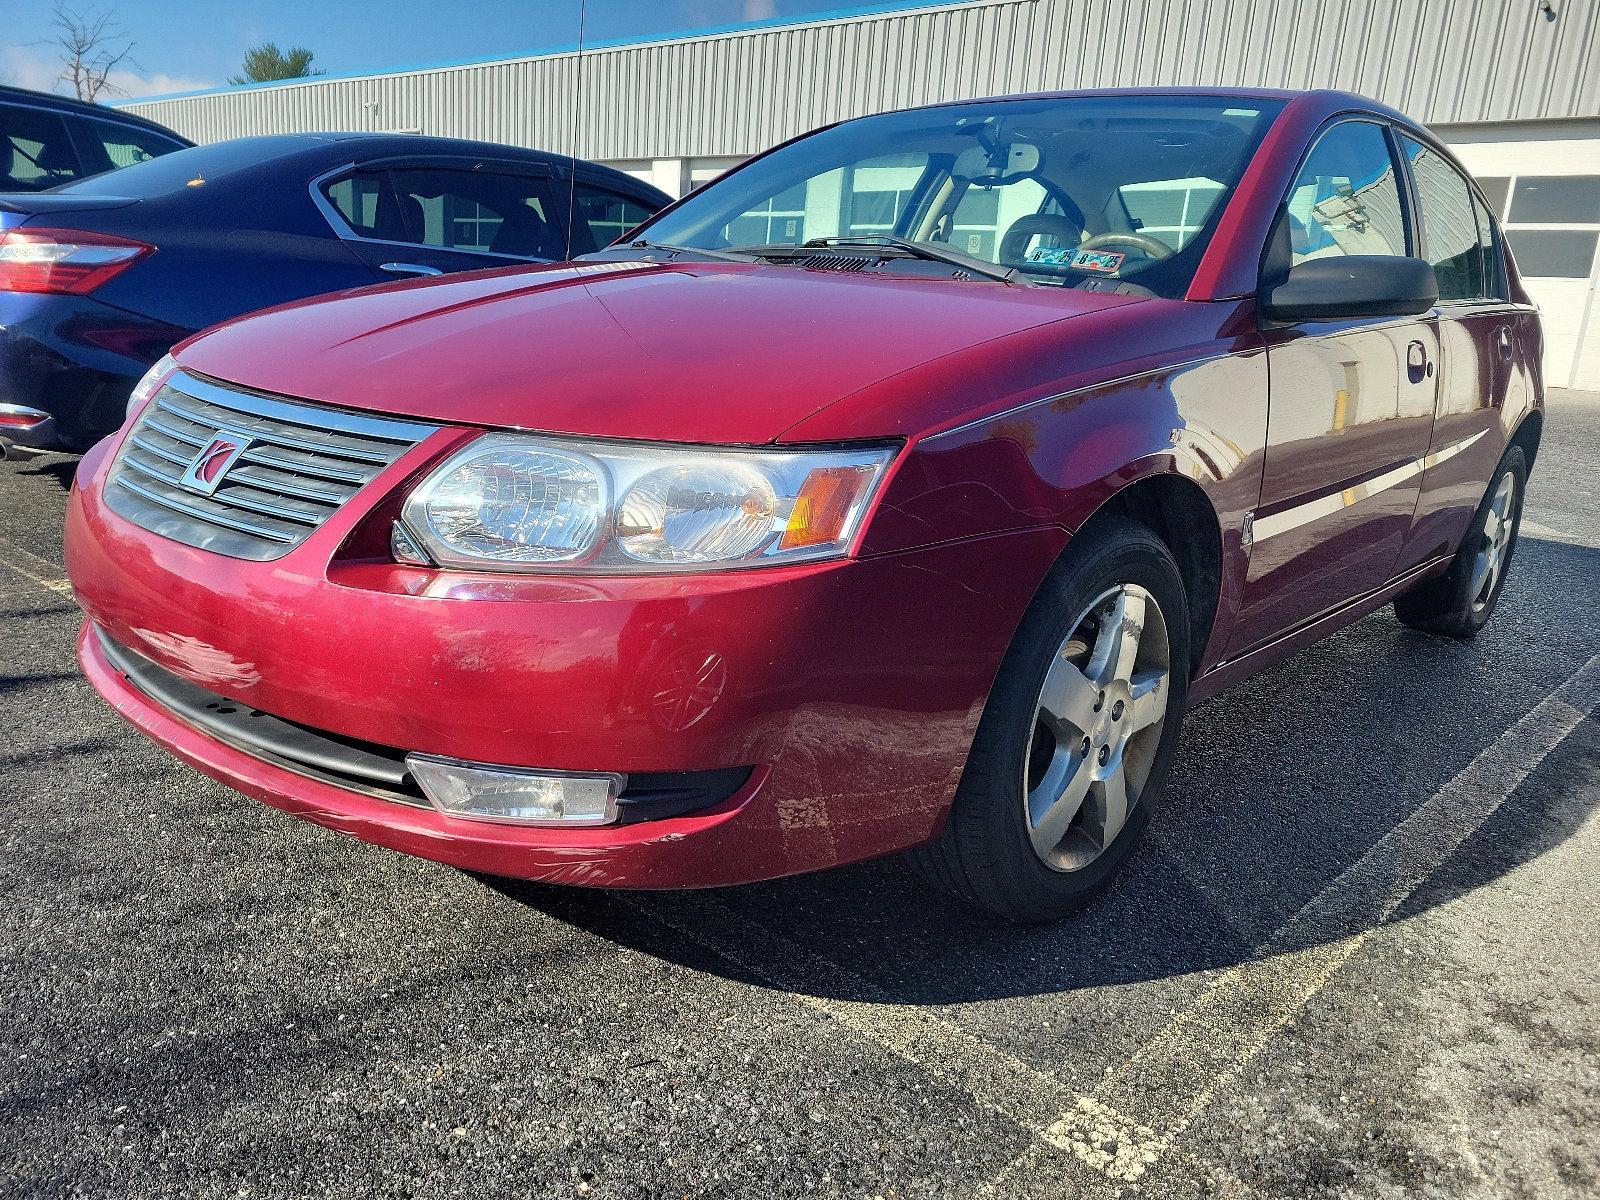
[{"x1": 563, "y1": 0, "x2": 587, "y2": 260}]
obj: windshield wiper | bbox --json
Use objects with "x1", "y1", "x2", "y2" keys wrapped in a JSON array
[
  {"x1": 800, "y1": 234, "x2": 1023, "y2": 284},
  {"x1": 616, "y1": 239, "x2": 756, "y2": 263}
]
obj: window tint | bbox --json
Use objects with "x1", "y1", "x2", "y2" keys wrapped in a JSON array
[
  {"x1": 1282, "y1": 122, "x2": 1408, "y2": 265},
  {"x1": 1509, "y1": 176, "x2": 1600, "y2": 224},
  {"x1": 0, "y1": 106, "x2": 80, "y2": 190},
  {"x1": 1402, "y1": 137, "x2": 1485, "y2": 302},
  {"x1": 571, "y1": 185, "x2": 653, "y2": 250},
  {"x1": 386, "y1": 167, "x2": 563, "y2": 258},
  {"x1": 1505, "y1": 229, "x2": 1599, "y2": 279},
  {"x1": 77, "y1": 117, "x2": 184, "y2": 171},
  {"x1": 322, "y1": 171, "x2": 407, "y2": 241},
  {"x1": 1472, "y1": 192, "x2": 1506, "y2": 300}
]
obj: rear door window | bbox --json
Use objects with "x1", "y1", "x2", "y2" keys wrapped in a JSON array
[
  {"x1": 385, "y1": 166, "x2": 563, "y2": 259},
  {"x1": 1401, "y1": 136, "x2": 1486, "y2": 302},
  {"x1": 0, "y1": 105, "x2": 81, "y2": 190}
]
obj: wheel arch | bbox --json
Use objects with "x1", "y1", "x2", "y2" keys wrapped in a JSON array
[
  {"x1": 1509, "y1": 406, "x2": 1543, "y2": 468},
  {"x1": 1069, "y1": 471, "x2": 1224, "y2": 682}
]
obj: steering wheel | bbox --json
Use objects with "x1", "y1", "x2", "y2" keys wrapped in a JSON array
[
  {"x1": 998, "y1": 213, "x2": 1084, "y2": 265},
  {"x1": 1077, "y1": 231, "x2": 1174, "y2": 260}
]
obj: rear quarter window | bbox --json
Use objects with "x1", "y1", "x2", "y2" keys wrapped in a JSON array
[
  {"x1": 73, "y1": 116, "x2": 186, "y2": 174},
  {"x1": 1, "y1": 105, "x2": 81, "y2": 190}
]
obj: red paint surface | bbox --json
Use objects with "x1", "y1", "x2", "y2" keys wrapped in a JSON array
[{"x1": 68, "y1": 88, "x2": 1545, "y2": 887}]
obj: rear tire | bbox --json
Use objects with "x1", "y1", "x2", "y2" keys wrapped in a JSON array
[
  {"x1": 1395, "y1": 445, "x2": 1526, "y2": 639},
  {"x1": 912, "y1": 516, "x2": 1189, "y2": 924}
]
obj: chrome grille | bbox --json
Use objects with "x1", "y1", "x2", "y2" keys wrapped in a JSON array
[{"x1": 105, "y1": 369, "x2": 437, "y2": 561}]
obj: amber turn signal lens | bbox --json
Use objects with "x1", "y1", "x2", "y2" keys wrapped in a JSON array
[{"x1": 780, "y1": 465, "x2": 875, "y2": 551}]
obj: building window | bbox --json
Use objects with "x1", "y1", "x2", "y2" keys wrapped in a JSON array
[{"x1": 1479, "y1": 172, "x2": 1600, "y2": 283}]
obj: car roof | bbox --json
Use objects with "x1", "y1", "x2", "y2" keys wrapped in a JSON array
[
  {"x1": 872, "y1": 86, "x2": 1404, "y2": 124},
  {"x1": 182, "y1": 132, "x2": 658, "y2": 192},
  {"x1": 0, "y1": 84, "x2": 193, "y2": 141},
  {"x1": 42, "y1": 131, "x2": 666, "y2": 204}
]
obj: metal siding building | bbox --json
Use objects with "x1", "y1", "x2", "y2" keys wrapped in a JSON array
[{"x1": 118, "y1": 0, "x2": 1600, "y2": 386}]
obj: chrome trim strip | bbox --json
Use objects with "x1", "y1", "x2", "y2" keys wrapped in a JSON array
[
  {"x1": 222, "y1": 464, "x2": 350, "y2": 506},
  {"x1": 163, "y1": 370, "x2": 438, "y2": 444},
  {"x1": 140, "y1": 414, "x2": 206, "y2": 448},
  {"x1": 239, "y1": 447, "x2": 369, "y2": 486},
  {"x1": 1253, "y1": 430, "x2": 1488, "y2": 543},
  {"x1": 127, "y1": 433, "x2": 190, "y2": 468},
  {"x1": 121, "y1": 453, "x2": 328, "y2": 525},
  {"x1": 110, "y1": 475, "x2": 300, "y2": 543},
  {"x1": 135, "y1": 427, "x2": 353, "y2": 504},
  {"x1": 154, "y1": 397, "x2": 393, "y2": 467}
]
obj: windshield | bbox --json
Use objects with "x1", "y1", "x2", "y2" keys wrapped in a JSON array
[{"x1": 636, "y1": 95, "x2": 1284, "y2": 297}]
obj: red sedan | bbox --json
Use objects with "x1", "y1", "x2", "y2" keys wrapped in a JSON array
[{"x1": 65, "y1": 89, "x2": 1541, "y2": 923}]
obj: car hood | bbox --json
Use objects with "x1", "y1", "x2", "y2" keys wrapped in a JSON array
[{"x1": 176, "y1": 260, "x2": 1140, "y2": 444}]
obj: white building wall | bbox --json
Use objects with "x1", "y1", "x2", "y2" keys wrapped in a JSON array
[
  {"x1": 114, "y1": 0, "x2": 1600, "y2": 388},
  {"x1": 1437, "y1": 120, "x2": 1600, "y2": 390}
]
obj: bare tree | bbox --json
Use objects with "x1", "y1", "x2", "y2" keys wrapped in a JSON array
[{"x1": 52, "y1": 5, "x2": 136, "y2": 101}]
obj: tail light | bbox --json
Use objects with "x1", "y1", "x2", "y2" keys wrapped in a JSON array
[{"x1": 0, "y1": 228, "x2": 152, "y2": 295}]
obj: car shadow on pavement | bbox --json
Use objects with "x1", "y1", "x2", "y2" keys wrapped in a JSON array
[
  {"x1": 5, "y1": 452, "x2": 79, "y2": 492},
  {"x1": 488, "y1": 535, "x2": 1600, "y2": 1004}
]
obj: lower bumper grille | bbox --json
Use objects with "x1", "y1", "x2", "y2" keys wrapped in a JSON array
[
  {"x1": 97, "y1": 627, "x2": 751, "y2": 823},
  {"x1": 105, "y1": 369, "x2": 437, "y2": 561}
]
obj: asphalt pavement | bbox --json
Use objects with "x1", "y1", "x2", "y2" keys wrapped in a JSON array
[{"x1": 2, "y1": 394, "x2": 1597, "y2": 1199}]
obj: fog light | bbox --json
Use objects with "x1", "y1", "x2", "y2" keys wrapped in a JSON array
[{"x1": 405, "y1": 754, "x2": 624, "y2": 826}]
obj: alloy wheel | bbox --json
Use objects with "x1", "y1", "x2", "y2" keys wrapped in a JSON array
[
  {"x1": 1023, "y1": 583, "x2": 1171, "y2": 873},
  {"x1": 1471, "y1": 470, "x2": 1518, "y2": 614}
]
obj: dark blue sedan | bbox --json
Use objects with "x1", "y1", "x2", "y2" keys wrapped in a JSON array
[{"x1": 0, "y1": 133, "x2": 670, "y2": 452}]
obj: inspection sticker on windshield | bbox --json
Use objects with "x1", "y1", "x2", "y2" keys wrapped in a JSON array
[
  {"x1": 1069, "y1": 249, "x2": 1125, "y2": 274},
  {"x1": 1024, "y1": 246, "x2": 1076, "y2": 266}
]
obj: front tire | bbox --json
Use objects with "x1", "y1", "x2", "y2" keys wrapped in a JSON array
[
  {"x1": 1395, "y1": 445, "x2": 1526, "y2": 639},
  {"x1": 913, "y1": 517, "x2": 1190, "y2": 924}
]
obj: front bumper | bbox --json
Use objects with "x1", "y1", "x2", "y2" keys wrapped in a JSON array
[{"x1": 67, "y1": 432, "x2": 1063, "y2": 887}]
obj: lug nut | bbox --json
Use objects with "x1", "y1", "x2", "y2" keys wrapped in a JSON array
[
  {"x1": 1097, "y1": 745, "x2": 1110, "y2": 766},
  {"x1": 1111, "y1": 700, "x2": 1125, "y2": 721},
  {"x1": 1080, "y1": 737, "x2": 1092, "y2": 756},
  {"x1": 1093, "y1": 691, "x2": 1105, "y2": 712}
]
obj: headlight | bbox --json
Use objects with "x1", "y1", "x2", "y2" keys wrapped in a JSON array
[
  {"x1": 126, "y1": 353, "x2": 177, "y2": 421},
  {"x1": 399, "y1": 433, "x2": 896, "y2": 573}
]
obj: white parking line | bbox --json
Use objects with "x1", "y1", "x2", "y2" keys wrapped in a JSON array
[
  {"x1": 622, "y1": 648, "x2": 1600, "y2": 1195},
  {"x1": 990, "y1": 648, "x2": 1600, "y2": 1187},
  {"x1": 0, "y1": 535, "x2": 72, "y2": 596},
  {"x1": 621, "y1": 894, "x2": 1256, "y2": 1197}
]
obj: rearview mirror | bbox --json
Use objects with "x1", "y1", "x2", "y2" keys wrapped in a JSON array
[
  {"x1": 1263, "y1": 255, "x2": 1439, "y2": 322},
  {"x1": 951, "y1": 141, "x2": 1041, "y2": 186}
]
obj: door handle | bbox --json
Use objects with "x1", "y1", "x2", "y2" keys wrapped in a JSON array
[
  {"x1": 1407, "y1": 340, "x2": 1433, "y2": 382},
  {"x1": 379, "y1": 262, "x2": 444, "y2": 277}
]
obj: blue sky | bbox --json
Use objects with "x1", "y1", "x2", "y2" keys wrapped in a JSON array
[{"x1": 2, "y1": 0, "x2": 928, "y2": 100}]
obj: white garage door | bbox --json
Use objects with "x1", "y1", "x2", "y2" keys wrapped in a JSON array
[{"x1": 1441, "y1": 127, "x2": 1600, "y2": 391}]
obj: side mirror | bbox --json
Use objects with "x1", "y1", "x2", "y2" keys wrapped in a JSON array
[{"x1": 1263, "y1": 255, "x2": 1439, "y2": 322}]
